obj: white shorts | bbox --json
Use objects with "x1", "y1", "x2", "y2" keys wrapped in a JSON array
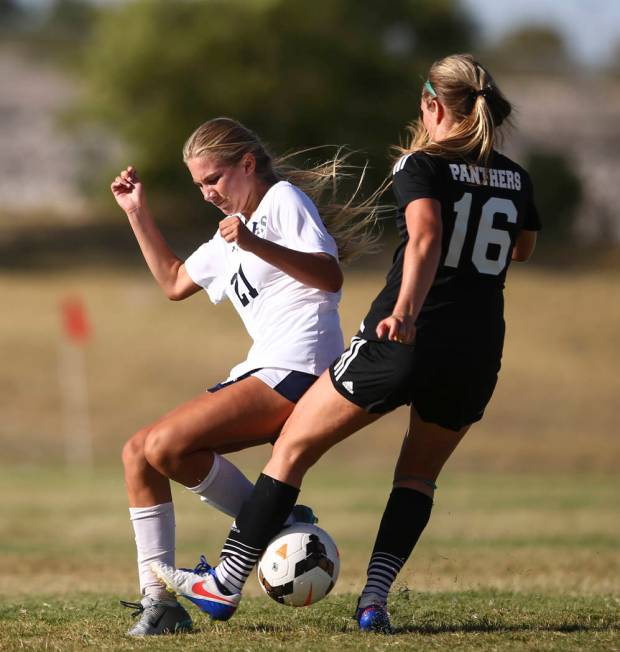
[
  {"x1": 239, "y1": 368, "x2": 292, "y2": 388},
  {"x1": 209, "y1": 368, "x2": 317, "y2": 403}
]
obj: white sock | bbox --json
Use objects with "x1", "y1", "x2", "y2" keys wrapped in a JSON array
[
  {"x1": 187, "y1": 453, "x2": 254, "y2": 518},
  {"x1": 129, "y1": 502, "x2": 175, "y2": 600},
  {"x1": 188, "y1": 453, "x2": 297, "y2": 526}
]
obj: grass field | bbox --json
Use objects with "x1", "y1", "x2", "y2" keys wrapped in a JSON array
[
  {"x1": 3, "y1": 590, "x2": 618, "y2": 651},
  {"x1": 1, "y1": 264, "x2": 619, "y2": 649},
  {"x1": 1, "y1": 467, "x2": 618, "y2": 650}
]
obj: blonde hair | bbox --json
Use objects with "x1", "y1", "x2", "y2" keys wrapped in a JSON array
[
  {"x1": 183, "y1": 117, "x2": 381, "y2": 263},
  {"x1": 398, "y1": 54, "x2": 512, "y2": 164}
]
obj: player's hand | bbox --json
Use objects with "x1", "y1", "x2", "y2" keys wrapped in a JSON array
[
  {"x1": 376, "y1": 314, "x2": 416, "y2": 344},
  {"x1": 111, "y1": 166, "x2": 145, "y2": 215},
  {"x1": 219, "y1": 214, "x2": 257, "y2": 250}
]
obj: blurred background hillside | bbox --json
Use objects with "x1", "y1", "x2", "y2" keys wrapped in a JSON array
[
  {"x1": 1, "y1": 0, "x2": 619, "y2": 468},
  {"x1": 3, "y1": 0, "x2": 620, "y2": 256}
]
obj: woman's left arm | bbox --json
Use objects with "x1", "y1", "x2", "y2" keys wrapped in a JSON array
[
  {"x1": 219, "y1": 215, "x2": 343, "y2": 292},
  {"x1": 376, "y1": 198, "x2": 442, "y2": 343}
]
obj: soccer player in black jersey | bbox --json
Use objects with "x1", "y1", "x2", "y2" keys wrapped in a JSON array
[{"x1": 153, "y1": 54, "x2": 541, "y2": 632}]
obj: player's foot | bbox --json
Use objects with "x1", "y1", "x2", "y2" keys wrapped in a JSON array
[
  {"x1": 120, "y1": 595, "x2": 192, "y2": 636},
  {"x1": 355, "y1": 599, "x2": 393, "y2": 633},
  {"x1": 180, "y1": 554, "x2": 212, "y2": 574},
  {"x1": 151, "y1": 560, "x2": 241, "y2": 621},
  {"x1": 290, "y1": 503, "x2": 318, "y2": 524}
]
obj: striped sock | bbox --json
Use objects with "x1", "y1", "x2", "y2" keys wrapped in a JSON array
[
  {"x1": 359, "y1": 487, "x2": 433, "y2": 609},
  {"x1": 213, "y1": 473, "x2": 299, "y2": 595},
  {"x1": 359, "y1": 552, "x2": 404, "y2": 607},
  {"x1": 215, "y1": 535, "x2": 261, "y2": 594}
]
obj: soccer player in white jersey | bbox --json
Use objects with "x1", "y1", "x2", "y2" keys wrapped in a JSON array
[
  {"x1": 110, "y1": 117, "x2": 378, "y2": 636},
  {"x1": 153, "y1": 55, "x2": 540, "y2": 632}
]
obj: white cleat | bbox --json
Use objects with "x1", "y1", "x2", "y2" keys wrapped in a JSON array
[
  {"x1": 121, "y1": 595, "x2": 192, "y2": 636},
  {"x1": 151, "y1": 560, "x2": 241, "y2": 621}
]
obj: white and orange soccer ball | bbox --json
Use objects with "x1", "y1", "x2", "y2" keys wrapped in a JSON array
[{"x1": 257, "y1": 523, "x2": 340, "y2": 607}]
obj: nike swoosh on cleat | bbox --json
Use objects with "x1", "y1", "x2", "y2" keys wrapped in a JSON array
[{"x1": 191, "y1": 582, "x2": 238, "y2": 606}]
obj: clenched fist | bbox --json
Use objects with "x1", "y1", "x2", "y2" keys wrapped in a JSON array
[
  {"x1": 219, "y1": 214, "x2": 258, "y2": 251},
  {"x1": 111, "y1": 166, "x2": 145, "y2": 215}
]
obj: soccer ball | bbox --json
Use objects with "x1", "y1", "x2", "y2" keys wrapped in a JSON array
[{"x1": 257, "y1": 523, "x2": 339, "y2": 607}]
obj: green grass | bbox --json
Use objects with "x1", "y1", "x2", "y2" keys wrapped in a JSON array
[
  {"x1": 0, "y1": 467, "x2": 618, "y2": 649},
  {"x1": 1, "y1": 592, "x2": 618, "y2": 651},
  {"x1": 1, "y1": 467, "x2": 618, "y2": 597}
]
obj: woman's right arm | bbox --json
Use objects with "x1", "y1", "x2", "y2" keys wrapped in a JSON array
[
  {"x1": 111, "y1": 166, "x2": 201, "y2": 301},
  {"x1": 376, "y1": 198, "x2": 443, "y2": 343}
]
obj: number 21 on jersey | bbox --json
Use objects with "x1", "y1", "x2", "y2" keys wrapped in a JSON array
[
  {"x1": 230, "y1": 264, "x2": 258, "y2": 307},
  {"x1": 444, "y1": 192, "x2": 518, "y2": 275}
]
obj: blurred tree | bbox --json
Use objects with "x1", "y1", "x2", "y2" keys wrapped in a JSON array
[
  {"x1": 0, "y1": 0, "x2": 25, "y2": 33},
  {"x1": 0, "y1": 0, "x2": 21, "y2": 19},
  {"x1": 27, "y1": 0, "x2": 98, "y2": 62},
  {"x1": 45, "y1": 0, "x2": 97, "y2": 38},
  {"x1": 69, "y1": 0, "x2": 475, "y2": 222},
  {"x1": 608, "y1": 39, "x2": 620, "y2": 77},
  {"x1": 525, "y1": 149, "x2": 583, "y2": 244},
  {"x1": 484, "y1": 24, "x2": 572, "y2": 75}
]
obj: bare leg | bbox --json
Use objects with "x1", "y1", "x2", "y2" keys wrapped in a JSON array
[
  {"x1": 264, "y1": 371, "x2": 382, "y2": 486},
  {"x1": 392, "y1": 407, "x2": 469, "y2": 497},
  {"x1": 123, "y1": 428, "x2": 172, "y2": 507},
  {"x1": 122, "y1": 426, "x2": 175, "y2": 598},
  {"x1": 122, "y1": 377, "x2": 296, "y2": 600},
  {"x1": 143, "y1": 377, "x2": 294, "y2": 488}
]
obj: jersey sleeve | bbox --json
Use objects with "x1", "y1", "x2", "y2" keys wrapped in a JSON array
[
  {"x1": 184, "y1": 232, "x2": 228, "y2": 304},
  {"x1": 522, "y1": 173, "x2": 542, "y2": 231},
  {"x1": 269, "y1": 184, "x2": 339, "y2": 259},
  {"x1": 392, "y1": 152, "x2": 440, "y2": 210}
]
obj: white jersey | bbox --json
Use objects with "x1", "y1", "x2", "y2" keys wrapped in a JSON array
[{"x1": 184, "y1": 180, "x2": 344, "y2": 380}]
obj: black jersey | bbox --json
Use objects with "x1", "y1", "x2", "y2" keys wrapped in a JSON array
[{"x1": 361, "y1": 150, "x2": 541, "y2": 341}]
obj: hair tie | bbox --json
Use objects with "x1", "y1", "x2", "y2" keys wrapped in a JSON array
[{"x1": 471, "y1": 87, "x2": 491, "y2": 100}]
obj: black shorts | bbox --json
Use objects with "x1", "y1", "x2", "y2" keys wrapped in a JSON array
[
  {"x1": 329, "y1": 335, "x2": 500, "y2": 431},
  {"x1": 208, "y1": 368, "x2": 317, "y2": 403}
]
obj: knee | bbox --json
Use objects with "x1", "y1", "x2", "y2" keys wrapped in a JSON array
[
  {"x1": 121, "y1": 428, "x2": 149, "y2": 472},
  {"x1": 143, "y1": 424, "x2": 183, "y2": 477},
  {"x1": 271, "y1": 435, "x2": 321, "y2": 477}
]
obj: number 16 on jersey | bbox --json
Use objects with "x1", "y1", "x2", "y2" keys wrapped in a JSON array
[{"x1": 445, "y1": 192, "x2": 517, "y2": 276}]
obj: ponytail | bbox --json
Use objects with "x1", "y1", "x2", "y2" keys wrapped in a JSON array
[{"x1": 397, "y1": 54, "x2": 512, "y2": 164}]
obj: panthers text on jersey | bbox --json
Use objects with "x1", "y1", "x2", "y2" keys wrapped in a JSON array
[{"x1": 361, "y1": 150, "x2": 541, "y2": 342}]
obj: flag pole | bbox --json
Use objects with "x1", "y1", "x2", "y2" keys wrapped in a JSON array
[{"x1": 58, "y1": 296, "x2": 94, "y2": 469}]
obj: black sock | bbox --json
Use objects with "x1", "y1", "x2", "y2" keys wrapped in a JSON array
[
  {"x1": 359, "y1": 487, "x2": 433, "y2": 607},
  {"x1": 215, "y1": 473, "x2": 299, "y2": 593}
]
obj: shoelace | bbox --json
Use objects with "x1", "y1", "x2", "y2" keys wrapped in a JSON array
[
  {"x1": 178, "y1": 554, "x2": 213, "y2": 575},
  {"x1": 181, "y1": 556, "x2": 236, "y2": 597},
  {"x1": 120, "y1": 600, "x2": 144, "y2": 618},
  {"x1": 191, "y1": 554, "x2": 212, "y2": 575}
]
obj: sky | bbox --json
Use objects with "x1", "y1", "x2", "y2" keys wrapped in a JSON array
[{"x1": 462, "y1": 0, "x2": 620, "y2": 66}]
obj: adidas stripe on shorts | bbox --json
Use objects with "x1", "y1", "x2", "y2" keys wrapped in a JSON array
[{"x1": 328, "y1": 335, "x2": 499, "y2": 432}]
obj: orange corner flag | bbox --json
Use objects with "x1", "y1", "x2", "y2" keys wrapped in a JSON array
[{"x1": 61, "y1": 296, "x2": 92, "y2": 344}]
